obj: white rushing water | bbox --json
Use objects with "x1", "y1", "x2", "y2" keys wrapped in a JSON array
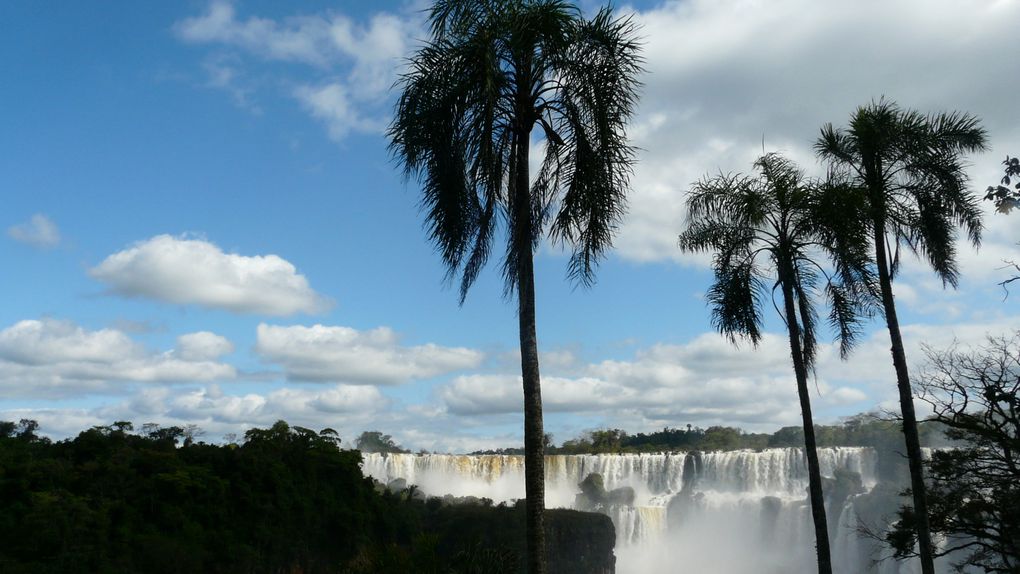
[{"x1": 361, "y1": 448, "x2": 952, "y2": 573}]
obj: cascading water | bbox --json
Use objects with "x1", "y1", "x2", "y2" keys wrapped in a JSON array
[{"x1": 361, "y1": 448, "x2": 955, "y2": 573}]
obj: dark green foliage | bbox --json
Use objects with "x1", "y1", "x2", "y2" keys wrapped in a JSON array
[
  {"x1": 548, "y1": 415, "x2": 941, "y2": 455},
  {"x1": 0, "y1": 420, "x2": 616, "y2": 574},
  {"x1": 984, "y1": 155, "x2": 1020, "y2": 214},
  {"x1": 984, "y1": 156, "x2": 1020, "y2": 296},
  {"x1": 336, "y1": 504, "x2": 614, "y2": 574},
  {"x1": 354, "y1": 430, "x2": 409, "y2": 453},
  {"x1": 816, "y1": 99, "x2": 987, "y2": 289},
  {"x1": 0, "y1": 420, "x2": 380, "y2": 574},
  {"x1": 888, "y1": 334, "x2": 1020, "y2": 573}
]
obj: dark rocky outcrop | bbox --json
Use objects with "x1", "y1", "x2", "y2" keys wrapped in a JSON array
[
  {"x1": 545, "y1": 509, "x2": 616, "y2": 574},
  {"x1": 412, "y1": 502, "x2": 615, "y2": 574},
  {"x1": 667, "y1": 451, "x2": 704, "y2": 529},
  {"x1": 575, "y1": 473, "x2": 636, "y2": 511},
  {"x1": 605, "y1": 486, "x2": 635, "y2": 506}
]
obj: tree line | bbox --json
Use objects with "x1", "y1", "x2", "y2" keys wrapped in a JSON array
[
  {"x1": 547, "y1": 415, "x2": 943, "y2": 455},
  {"x1": 0, "y1": 419, "x2": 611, "y2": 574}
]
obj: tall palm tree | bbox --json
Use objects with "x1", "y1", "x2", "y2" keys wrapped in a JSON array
[
  {"x1": 389, "y1": 2, "x2": 641, "y2": 571},
  {"x1": 679, "y1": 153, "x2": 873, "y2": 574},
  {"x1": 816, "y1": 100, "x2": 987, "y2": 574}
]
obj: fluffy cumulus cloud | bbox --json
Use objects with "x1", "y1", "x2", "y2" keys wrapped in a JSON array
[
  {"x1": 0, "y1": 383, "x2": 390, "y2": 442},
  {"x1": 163, "y1": 384, "x2": 387, "y2": 424},
  {"x1": 90, "y1": 235, "x2": 331, "y2": 316},
  {"x1": 175, "y1": 1, "x2": 420, "y2": 140},
  {"x1": 175, "y1": 331, "x2": 235, "y2": 361},
  {"x1": 441, "y1": 315, "x2": 1020, "y2": 433},
  {"x1": 173, "y1": 0, "x2": 1020, "y2": 308},
  {"x1": 255, "y1": 323, "x2": 484, "y2": 385},
  {"x1": 0, "y1": 319, "x2": 236, "y2": 398},
  {"x1": 293, "y1": 83, "x2": 383, "y2": 141},
  {"x1": 7, "y1": 214, "x2": 60, "y2": 248},
  {"x1": 439, "y1": 331, "x2": 870, "y2": 429},
  {"x1": 7, "y1": 317, "x2": 1016, "y2": 450},
  {"x1": 614, "y1": 0, "x2": 1020, "y2": 267}
]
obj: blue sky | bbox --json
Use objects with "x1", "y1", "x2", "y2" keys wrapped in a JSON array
[{"x1": 2, "y1": 0, "x2": 1018, "y2": 451}]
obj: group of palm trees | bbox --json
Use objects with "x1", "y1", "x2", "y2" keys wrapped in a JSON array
[
  {"x1": 681, "y1": 106, "x2": 986, "y2": 574},
  {"x1": 387, "y1": 1, "x2": 989, "y2": 573}
]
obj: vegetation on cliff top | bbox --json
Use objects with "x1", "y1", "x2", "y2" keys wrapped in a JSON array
[{"x1": 0, "y1": 419, "x2": 611, "y2": 574}]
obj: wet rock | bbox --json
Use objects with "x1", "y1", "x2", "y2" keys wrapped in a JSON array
[{"x1": 605, "y1": 486, "x2": 635, "y2": 506}]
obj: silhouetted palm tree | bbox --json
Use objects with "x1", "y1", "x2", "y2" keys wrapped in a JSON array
[
  {"x1": 679, "y1": 153, "x2": 873, "y2": 574},
  {"x1": 816, "y1": 100, "x2": 987, "y2": 574},
  {"x1": 389, "y1": 2, "x2": 641, "y2": 571}
]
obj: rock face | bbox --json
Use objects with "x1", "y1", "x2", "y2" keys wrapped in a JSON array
[
  {"x1": 605, "y1": 486, "x2": 635, "y2": 506},
  {"x1": 422, "y1": 503, "x2": 616, "y2": 574},
  {"x1": 667, "y1": 451, "x2": 703, "y2": 529},
  {"x1": 575, "y1": 472, "x2": 636, "y2": 511},
  {"x1": 578, "y1": 473, "x2": 608, "y2": 506},
  {"x1": 546, "y1": 509, "x2": 616, "y2": 574}
]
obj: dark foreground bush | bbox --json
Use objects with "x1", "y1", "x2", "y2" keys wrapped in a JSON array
[{"x1": 0, "y1": 420, "x2": 615, "y2": 574}]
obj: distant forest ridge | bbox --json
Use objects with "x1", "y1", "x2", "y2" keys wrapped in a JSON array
[
  {"x1": 0, "y1": 412, "x2": 944, "y2": 457},
  {"x1": 470, "y1": 414, "x2": 948, "y2": 455}
]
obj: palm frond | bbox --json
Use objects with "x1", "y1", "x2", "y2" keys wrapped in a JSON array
[
  {"x1": 815, "y1": 99, "x2": 987, "y2": 296},
  {"x1": 793, "y1": 269, "x2": 819, "y2": 371},
  {"x1": 681, "y1": 152, "x2": 871, "y2": 362},
  {"x1": 707, "y1": 259, "x2": 765, "y2": 345},
  {"x1": 391, "y1": 0, "x2": 642, "y2": 302},
  {"x1": 548, "y1": 7, "x2": 642, "y2": 287},
  {"x1": 826, "y1": 282, "x2": 866, "y2": 359}
]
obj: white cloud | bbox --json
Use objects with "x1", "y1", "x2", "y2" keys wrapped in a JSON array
[
  {"x1": 819, "y1": 316, "x2": 1020, "y2": 389},
  {"x1": 293, "y1": 83, "x2": 382, "y2": 141},
  {"x1": 175, "y1": 1, "x2": 419, "y2": 140},
  {"x1": 0, "y1": 319, "x2": 133, "y2": 365},
  {"x1": 1, "y1": 383, "x2": 389, "y2": 442},
  {"x1": 9, "y1": 317, "x2": 1015, "y2": 450},
  {"x1": 175, "y1": 1, "x2": 333, "y2": 66},
  {"x1": 437, "y1": 315, "x2": 1018, "y2": 432},
  {"x1": 175, "y1": 2, "x2": 415, "y2": 75},
  {"x1": 165, "y1": 384, "x2": 387, "y2": 423},
  {"x1": 0, "y1": 319, "x2": 236, "y2": 398},
  {"x1": 614, "y1": 0, "x2": 1020, "y2": 268},
  {"x1": 498, "y1": 347, "x2": 580, "y2": 372},
  {"x1": 90, "y1": 235, "x2": 331, "y2": 316},
  {"x1": 255, "y1": 323, "x2": 484, "y2": 385},
  {"x1": 439, "y1": 331, "x2": 868, "y2": 429},
  {"x1": 8, "y1": 214, "x2": 60, "y2": 248},
  {"x1": 175, "y1": 331, "x2": 235, "y2": 361}
]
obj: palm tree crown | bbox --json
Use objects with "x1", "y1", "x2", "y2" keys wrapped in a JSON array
[
  {"x1": 390, "y1": 0, "x2": 642, "y2": 299},
  {"x1": 680, "y1": 153, "x2": 872, "y2": 362},
  {"x1": 816, "y1": 99, "x2": 986, "y2": 286}
]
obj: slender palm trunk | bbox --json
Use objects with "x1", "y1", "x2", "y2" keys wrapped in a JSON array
[
  {"x1": 871, "y1": 217, "x2": 936, "y2": 574},
  {"x1": 515, "y1": 130, "x2": 546, "y2": 574},
  {"x1": 780, "y1": 268, "x2": 832, "y2": 574}
]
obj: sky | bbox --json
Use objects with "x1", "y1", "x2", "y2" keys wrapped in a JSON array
[{"x1": 2, "y1": 0, "x2": 1018, "y2": 452}]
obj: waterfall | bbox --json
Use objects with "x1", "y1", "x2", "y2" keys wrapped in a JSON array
[{"x1": 360, "y1": 448, "x2": 958, "y2": 573}]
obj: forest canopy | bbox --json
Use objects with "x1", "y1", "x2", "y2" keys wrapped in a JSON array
[{"x1": 0, "y1": 420, "x2": 610, "y2": 574}]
